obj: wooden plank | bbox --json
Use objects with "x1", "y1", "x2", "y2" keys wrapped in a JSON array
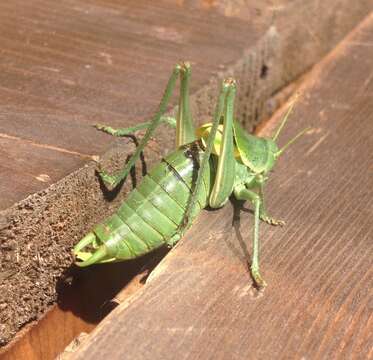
[
  {"x1": 0, "y1": 249, "x2": 167, "y2": 360},
  {"x1": 72, "y1": 14, "x2": 373, "y2": 359},
  {"x1": 0, "y1": 135, "x2": 88, "y2": 206},
  {"x1": 1, "y1": 0, "x2": 268, "y2": 349},
  {"x1": 0, "y1": 0, "x2": 371, "y2": 210},
  {"x1": 1, "y1": 0, "x2": 372, "y2": 352},
  {"x1": 0, "y1": 0, "x2": 256, "y2": 210}
]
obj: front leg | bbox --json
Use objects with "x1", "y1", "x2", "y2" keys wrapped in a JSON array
[
  {"x1": 234, "y1": 186, "x2": 267, "y2": 289},
  {"x1": 259, "y1": 184, "x2": 285, "y2": 226}
]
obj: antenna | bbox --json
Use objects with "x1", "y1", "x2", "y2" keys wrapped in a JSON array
[
  {"x1": 272, "y1": 93, "x2": 299, "y2": 141},
  {"x1": 276, "y1": 127, "x2": 310, "y2": 157}
]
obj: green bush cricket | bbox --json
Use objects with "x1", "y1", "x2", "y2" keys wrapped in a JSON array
[{"x1": 73, "y1": 62, "x2": 308, "y2": 288}]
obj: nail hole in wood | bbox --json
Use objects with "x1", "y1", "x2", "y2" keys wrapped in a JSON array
[{"x1": 260, "y1": 64, "x2": 269, "y2": 79}]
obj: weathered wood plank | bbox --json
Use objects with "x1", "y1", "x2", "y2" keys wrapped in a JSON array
[
  {"x1": 0, "y1": 249, "x2": 167, "y2": 360},
  {"x1": 0, "y1": 0, "x2": 257, "y2": 210},
  {"x1": 1, "y1": 0, "x2": 268, "y2": 350},
  {"x1": 1, "y1": 0, "x2": 371, "y2": 210},
  {"x1": 72, "y1": 14, "x2": 373, "y2": 359},
  {"x1": 1, "y1": 0, "x2": 372, "y2": 353}
]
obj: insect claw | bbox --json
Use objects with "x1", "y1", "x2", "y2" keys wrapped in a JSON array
[
  {"x1": 98, "y1": 170, "x2": 117, "y2": 187},
  {"x1": 251, "y1": 269, "x2": 267, "y2": 289},
  {"x1": 91, "y1": 155, "x2": 100, "y2": 163},
  {"x1": 260, "y1": 215, "x2": 285, "y2": 227}
]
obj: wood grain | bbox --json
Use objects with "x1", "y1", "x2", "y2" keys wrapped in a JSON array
[
  {"x1": 1, "y1": 0, "x2": 266, "y2": 349},
  {"x1": 71, "y1": 13, "x2": 373, "y2": 360},
  {"x1": 1, "y1": 0, "x2": 372, "y2": 355},
  {"x1": 0, "y1": 248, "x2": 167, "y2": 360},
  {"x1": 0, "y1": 0, "x2": 257, "y2": 210},
  {"x1": 0, "y1": 0, "x2": 371, "y2": 210}
]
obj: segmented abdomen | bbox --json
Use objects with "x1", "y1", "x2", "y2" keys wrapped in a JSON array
[{"x1": 92, "y1": 142, "x2": 213, "y2": 260}]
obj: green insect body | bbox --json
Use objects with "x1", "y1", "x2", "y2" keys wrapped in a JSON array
[
  {"x1": 73, "y1": 62, "x2": 307, "y2": 288},
  {"x1": 78, "y1": 145, "x2": 212, "y2": 264}
]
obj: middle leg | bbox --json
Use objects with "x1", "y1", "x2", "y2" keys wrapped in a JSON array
[
  {"x1": 97, "y1": 64, "x2": 181, "y2": 188},
  {"x1": 94, "y1": 116, "x2": 177, "y2": 137},
  {"x1": 259, "y1": 184, "x2": 285, "y2": 226}
]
